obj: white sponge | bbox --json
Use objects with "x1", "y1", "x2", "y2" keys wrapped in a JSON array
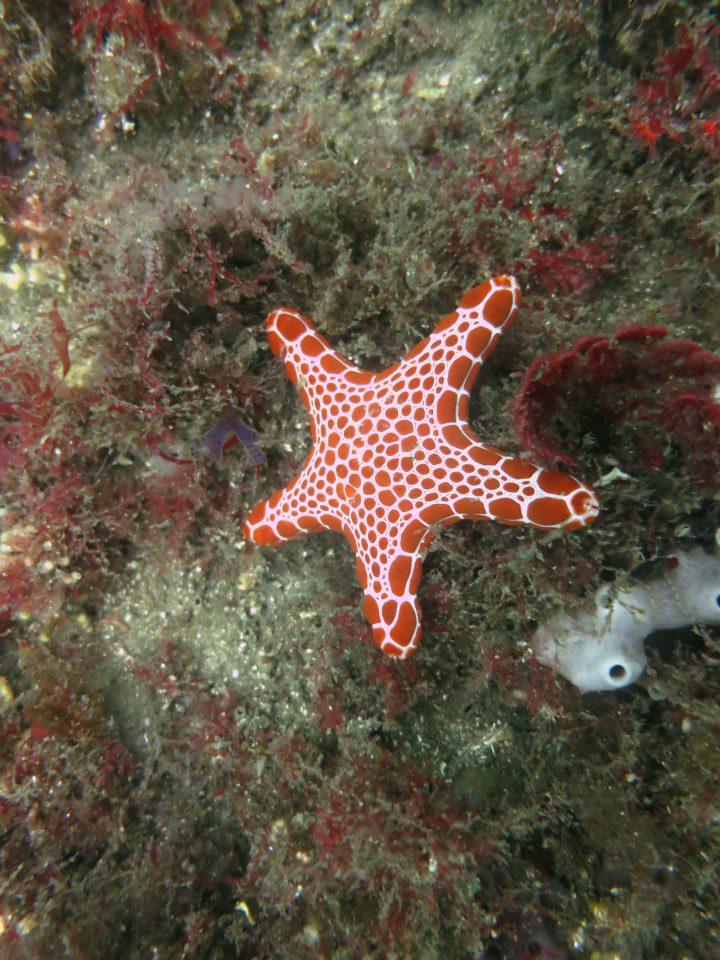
[{"x1": 533, "y1": 548, "x2": 720, "y2": 692}]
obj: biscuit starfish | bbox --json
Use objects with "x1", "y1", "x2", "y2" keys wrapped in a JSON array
[{"x1": 244, "y1": 276, "x2": 599, "y2": 658}]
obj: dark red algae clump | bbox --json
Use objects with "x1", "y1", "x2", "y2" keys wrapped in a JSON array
[{"x1": 514, "y1": 325, "x2": 720, "y2": 491}]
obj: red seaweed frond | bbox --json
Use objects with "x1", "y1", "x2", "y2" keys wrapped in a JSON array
[{"x1": 514, "y1": 325, "x2": 720, "y2": 490}]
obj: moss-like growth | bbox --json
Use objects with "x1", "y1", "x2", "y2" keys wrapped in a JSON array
[{"x1": 1, "y1": 1, "x2": 719, "y2": 957}]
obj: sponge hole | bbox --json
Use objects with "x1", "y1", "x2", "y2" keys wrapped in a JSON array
[{"x1": 608, "y1": 663, "x2": 627, "y2": 682}]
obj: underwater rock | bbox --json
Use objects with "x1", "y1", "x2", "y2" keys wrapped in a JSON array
[
  {"x1": 533, "y1": 547, "x2": 720, "y2": 692},
  {"x1": 481, "y1": 904, "x2": 569, "y2": 960}
]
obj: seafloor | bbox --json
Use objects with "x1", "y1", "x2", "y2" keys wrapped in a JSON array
[{"x1": 1, "y1": 2, "x2": 719, "y2": 958}]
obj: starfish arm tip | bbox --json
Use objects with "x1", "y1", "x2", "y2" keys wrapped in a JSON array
[
  {"x1": 456, "y1": 274, "x2": 522, "y2": 328},
  {"x1": 358, "y1": 549, "x2": 424, "y2": 658},
  {"x1": 525, "y1": 473, "x2": 600, "y2": 530}
]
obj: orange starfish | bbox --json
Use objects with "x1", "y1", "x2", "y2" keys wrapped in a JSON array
[{"x1": 244, "y1": 276, "x2": 599, "y2": 658}]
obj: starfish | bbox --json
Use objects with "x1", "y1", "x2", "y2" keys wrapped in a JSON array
[{"x1": 243, "y1": 276, "x2": 599, "y2": 658}]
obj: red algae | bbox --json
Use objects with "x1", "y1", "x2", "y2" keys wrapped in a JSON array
[{"x1": 515, "y1": 325, "x2": 720, "y2": 491}]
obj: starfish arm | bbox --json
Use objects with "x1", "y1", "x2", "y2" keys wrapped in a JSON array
[
  {"x1": 392, "y1": 275, "x2": 521, "y2": 394},
  {"x1": 418, "y1": 440, "x2": 599, "y2": 531},
  {"x1": 243, "y1": 458, "x2": 331, "y2": 546},
  {"x1": 265, "y1": 308, "x2": 373, "y2": 438},
  {"x1": 351, "y1": 520, "x2": 433, "y2": 659}
]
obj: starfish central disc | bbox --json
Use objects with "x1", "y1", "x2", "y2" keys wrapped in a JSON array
[{"x1": 244, "y1": 276, "x2": 599, "y2": 658}]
